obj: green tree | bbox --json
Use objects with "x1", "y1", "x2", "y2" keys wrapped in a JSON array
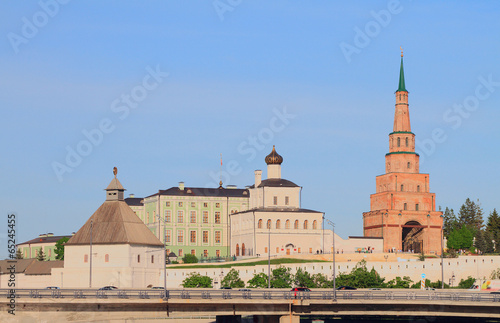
[
  {"x1": 457, "y1": 198, "x2": 484, "y2": 233},
  {"x1": 312, "y1": 273, "x2": 332, "y2": 288},
  {"x1": 221, "y1": 269, "x2": 245, "y2": 288},
  {"x1": 247, "y1": 273, "x2": 268, "y2": 288},
  {"x1": 443, "y1": 207, "x2": 457, "y2": 238},
  {"x1": 336, "y1": 260, "x2": 386, "y2": 288},
  {"x1": 181, "y1": 273, "x2": 213, "y2": 288},
  {"x1": 15, "y1": 249, "x2": 23, "y2": 259},
  {"x1": 36, "y1": 247, "x2": 46, "y2": 261},
  {"x1": 293, "y1": 268, "x2": 316, "y2": 288},
  {"x1": 411, "y1": 279, "x2": 448, "y2": 289},
  {"x1": 270, "y1": 266, "x2": 293, "y2": 288},
  {"x1": 458, "y1": 276, "x2": 476, "y2": 289},
  {"x1": 182, "y1": 254, "x2": 198, "y2": 264},
  {"x1": 486, "y1": 209, "x2": 500, "y2": 251},
  {"x1": 385, "y1": 276, "x2": 413, "y2": 288},
  {"x1": 447, "y1": 225, "x2": 474, "y2": 250},
  {"x1": 54, "y1": 237, "x2": 69, "y2": 260}
]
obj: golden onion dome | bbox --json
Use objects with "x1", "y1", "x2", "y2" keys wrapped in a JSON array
[{"x1": 265, "y1": 145, "x2": 283, "y2": 165}]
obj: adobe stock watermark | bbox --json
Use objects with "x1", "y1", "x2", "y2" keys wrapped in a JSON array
[
  {"x1": 207, "y1": 106, "x2": 296, "y2": 187},
  {"x1": 213, "y1": 0, "x2": 242, "y2": 21},
  {"x1": 416, "y1": 74, "x2": 500, "y2": 163},
  {"x1": 339, "y1": 0, "x2": 404, "y2": 64},
  {"x1": 51, "y1": 65, "x2": 168, "y2": 182},
  {"x1": 7, "y1": 0, "x2": 71, "y2": 54}
]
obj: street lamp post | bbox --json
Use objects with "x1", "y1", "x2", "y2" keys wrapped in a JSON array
[
  {"x1": 325, "y1": 219, "x2": 336, "y2": 300},
  {"x1": 441, "y1": 215, "x2": 444, "y2": 289},
  {"x1": 268, "y1": 221, "x2": 271, "y2": 289},
  {"x1": 89, "y1": 219, "x2": 93, "y2": 289}
]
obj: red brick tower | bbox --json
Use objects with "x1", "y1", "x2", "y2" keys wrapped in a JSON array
[{"x1": 363, "y1": 51, "x2": 443, "y2": 255}]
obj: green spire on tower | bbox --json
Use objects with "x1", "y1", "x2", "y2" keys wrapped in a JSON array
[{"x1": 398, "y1": 47, "x2": 406, "y2": 92}]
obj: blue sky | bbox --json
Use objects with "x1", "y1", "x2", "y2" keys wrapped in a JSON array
[{"x1": 1, "y1": 1, "x2": 500, "y2": 259}]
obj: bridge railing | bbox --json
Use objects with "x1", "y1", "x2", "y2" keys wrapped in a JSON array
[{"x1": 1, "y1": 288, "x2": 499, "y2": 303}]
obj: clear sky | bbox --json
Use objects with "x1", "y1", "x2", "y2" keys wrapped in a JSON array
[{"x1": 1, "y1": 1, "x2": 499, "y2": 259}]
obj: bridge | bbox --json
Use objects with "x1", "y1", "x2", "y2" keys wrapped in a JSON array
[{"x1": 2, "y1": 288, "x2": 500, "y2": 322}]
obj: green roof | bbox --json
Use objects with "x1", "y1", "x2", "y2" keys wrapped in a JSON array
[{"x1": 398, "y1": 56, "x2": 407, "y2": 92}]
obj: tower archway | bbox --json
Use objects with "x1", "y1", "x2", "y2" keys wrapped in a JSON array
[{"x1": 402, "y1": 221, "x2": 424, "y2": 253}]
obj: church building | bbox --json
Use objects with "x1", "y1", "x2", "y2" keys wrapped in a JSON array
[
  {"x1": 363, "y1": 53, "x2": 443, "y2": 255},
  {"x1": 230, "y1": 146, "x2": 325, "y2": 256}
]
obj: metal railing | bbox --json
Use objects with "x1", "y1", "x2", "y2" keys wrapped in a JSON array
[{"x1": 1, "y1": 288, "x2": 500, "y2": 303}]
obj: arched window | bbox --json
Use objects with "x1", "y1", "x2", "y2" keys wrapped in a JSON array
[
  {"x1": 267, "y1": 219, "x2": 271, "y2": 229},
  {"x1": 285, "y1": 220, "x2": 290, "y2": 229},
  {"x1": 397, "y1": 137, "x2": 401, "y2": 147},
  {"x1": 294, "y1": 220, "x2": 299, "y2": 229},
  {"x1": 276, "y1": 219, "x2": 281, "y2": 229},
  {"x1": 417, "y1": 185, "x2": 420, "y2": 192},
  {"x1": 258, "y1": 219, "x2": 263, "y2": 229},
  {"x1": 303, "y1": 220, "x2": 308, "y2": 229},
  {"x1": 313, "y1": 220, "x2": 317, "y2": 230},
  {"x1": 236, "y1": 244, "x2": 240, "y2": 256},
  {"x1": 105, "y1": 254, "x2": 109, "y2": 263},
  {"x1": 400, "y1": 184, "x2": 404, "y2": 191},
  {"x1": 404, "y1": 203, "x2": 407, "y2": 210},
  {"x1": 242, "y1": 243, "x2": 246, "y2": 256},
  {"x1": 415, "y1": 204, "x2": 419, "y2": 211},
  {"x1": 407, "y1": 162, "x2": 411, "y2": 169},
  {"x1": 406, "y1": 137, "x2": 409, "y2": 147}
]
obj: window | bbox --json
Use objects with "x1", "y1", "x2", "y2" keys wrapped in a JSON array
[
  {"x1": 416, "y1": 204, "x2": 419, "y2": 211},
  {"x1": 267, "y1": 219, "x2": 271, "y2": 229},
  {"x1": 265, "y1": 247, "x2": 268, "y2": 253},
  {"x1": 417, "y1": 185, "x2": 420, "y2": 192},
  {"x1": 407, "y1": 162, "x2": 411, "y2": 169},
  {"x1": 258, "y1": 219, "x2": 263, "y2": 228},
  {"x1": 203, "y1": 202, "x2": 208, "y2": 207},
  {"x1": 190, "y1": 211, "x2": 196, "y2": 223},
  {"x1": 177, "y1": 210, "x2": 184, "y2": 223},
  {"x1": 276, "y1": 247, "x2": 279, "y2": 253},
  {"x1": 48, "y1": 249, "x2": 51, "y2": 257},
  {"x1": 203, "y1": 231, "x2": 209, "y2": 243},
  {"x1": 285, "y1": 220, "x2": 290, "y2": 229},
  {"x1": 309, "y1": 248, "x2": 312, "y2": 254},
  {"x1": 166, "y1": 230, "x2": 171, "y2": 243},
  {"x1": 215, "y1": 231, "x2": 221, "y2": 243},
  {"x1": 137, "y1": 255, "x2": 140, "y2": 263},
  {"x1": 178, "y1": 230, "x2": 184, "y2": 243},
  {"x1": 190, "y1": 231, "x2": 196, "y2": 243},
  {"x1": 178, "y1": 249, "x2": 183, "y2": 257},
  {"x1": 166, "y1": 249, "x2": 170, "y2": 255},
  {"x1": 215, "y1": 203, "x2": 220, "y2": 208},
  {"x1": 151, "y1": 255, "x2": 154, "y2": 264},
  {"x1": 166, "y1": 201, "x2": 170, "y2": 207},
  {"x1": 84, "y1": 254, "x2": 88, "y2": 263},
  {"x1": 298, "y1": 248, "x2": 301, "y2": 253},
  {"x1": 303, "y1": 220, "x2": 308, "y2": 229},
  {"x1": 203, "y1": 211, "x2": 209, "y2": 223},
  {"x1": 105, "y1": 254, "x2": 109, "y2": 263},
  {"x1": 165, "y1": 210, "x2": 171, "y2": 222},
  {"x1": 404, "y1": 203, "x2": 407, "y2": 211},
  {"x1": 178, "y1": 202, "x2": 183, "y2": 207},
  {"x1": 231, "y1": 209, "x2": 237, "y2": 214},
  {"x1": 191, "y1": 249, "x2": 196, "y2": 255},
  {"x1": 400, "y1": 184, "x2": 404, "y2": 191},
  {"x1": 147, "y1": 212, "x2": 150, "y2": 223},
  {"x1": 191, "y1": 202, "x2": 196, "y2": 207},
  {"x1": 216, "y1": 250, "x2": 220, "y2": 258},
  {"x1": 204, "y1": 250, "x2": 208, "y2": 257},
  {"x1": 273, "y1": 196, "x2": 278, "y2": 205},
  {"x1": 397, "y1": 137, "x2": 401, "y2": 147},
  {"x1": 276, "y1": 219, "x2": 281, "y2": 229},
  {"x1": 406, "y1": 137, "x2": 409, "y2": 147},
  {"x1": 294, "y1": 220, "x2": 299, "y2": 229},
  {"x1": 313, "y1": 220, "x2": 317, "y2": 230},
  {"x1": 285, "y1": 196, "x2": 289, "y2": 205},
  {"x1": 215, "y1": 212, "x2": 221, "y2": 224}
]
